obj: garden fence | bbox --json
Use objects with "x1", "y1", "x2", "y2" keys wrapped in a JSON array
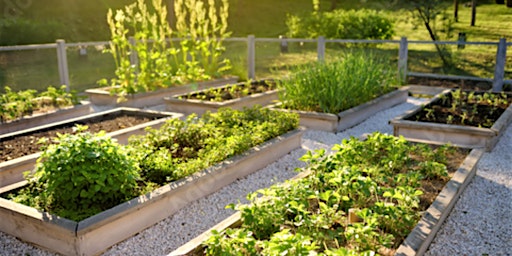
[{"x1": 0, "y1": 36, "x2": 510, "y2": 92}]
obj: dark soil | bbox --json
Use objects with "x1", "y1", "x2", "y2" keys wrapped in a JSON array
[
  {"x1": 407, "y1": 91, "x2": 512, "y2": 128},
  {"x1": 180, "y1": 80, "x2": 276, "y2": 102},
  {"x1": 0, "y1": 113, "x2": 156, "y2": 162}
]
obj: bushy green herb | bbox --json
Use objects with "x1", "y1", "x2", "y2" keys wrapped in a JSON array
[
  {"x1": 277, "y1": 51, "x2": 396, "y2": 114},
  {"x1": 128, "y1": 106, "x2": 299, "y2": 185},
  {"x1": 204, "y1": 133, "x2": 459, "y2": 254},
  {"x1": 10, "y1": 126, "x2": 140, "y2": 221},
  {"x1": 0, "y1": 85, "x2": 79, "y2": 123}
]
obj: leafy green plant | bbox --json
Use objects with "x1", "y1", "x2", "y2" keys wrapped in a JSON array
[
  {"x1": 277, "y1": 51, "x2": 396, "y2": 114},
  {"x1": 0, "y1": 85, "x2": 79, "y2": 123},
  {"x1": 128, "y1": 106, "x2": 299, "y2": 185},
  {"x1": 100, "y1": 0, "x2": 231, "y2": 99},
  {"x1": 203, "y1": 132, "x2": 464, "y2": 254},
  {"x1": 286, "y1": 8, "x2": 394, "y2": 40},
  {"x1": 10, "y1": 126, "x2": 140, "y2": 221}
]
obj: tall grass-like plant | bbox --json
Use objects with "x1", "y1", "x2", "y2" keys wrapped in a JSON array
[
  {"x1": 277, "y1": 52, "x2": 396, "y2": 114},
  {"x1": 174, "y1": 0, "x2": 232, "y2": 80},
  {"x1": 101, "y1": 0, "x2": 231, "y2": 98}
]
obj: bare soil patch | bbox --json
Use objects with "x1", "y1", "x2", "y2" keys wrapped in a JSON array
[{"x1": 0, "y1": 113, "x2": 155, "y2": 162}]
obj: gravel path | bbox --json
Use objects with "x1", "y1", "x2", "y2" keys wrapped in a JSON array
[{"x1": 1, "y1": 97, "x2": 511, "y2": 255}]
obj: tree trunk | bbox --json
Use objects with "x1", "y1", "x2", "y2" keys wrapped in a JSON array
[
  {"x1": 507, "y1": 0, "x2": 512, "y2": 7},
  {"x1": 423, "y1": 21, "x2": 450, "y2": 67},
  {"x1": 471, "y1": 0, "x2": 477, "y2": 26},
  {"x1": 330, "y1": 0, "x2": 337, "y2": 10},
  {"x1": 454, "y1": 0, "x2": 459, "y2": 22}
]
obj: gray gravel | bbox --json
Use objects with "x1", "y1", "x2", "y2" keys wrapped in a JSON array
[{"x1": 1, "y1": 97, "x2": 510, "y2": 255}]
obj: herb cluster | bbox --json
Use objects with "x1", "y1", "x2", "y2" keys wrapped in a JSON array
[
  {"x1": 11, "y1": 126, "x2": 140, "y2": 221},
  {"x1": 204, "y1": 133, "x2": 460, "y2": 255},
  {"x1": 129, "y1": 106, "x2": 298, "y2": 185},
  {"x1": 277, "y1": 51, "x2": 396, "y2": 114},
  {"x1": 7, "y1": 106, "x2": 299, "y2": 221},
  {"x1": 0, "y1": 85, "x2": 79, "y2": 123}
]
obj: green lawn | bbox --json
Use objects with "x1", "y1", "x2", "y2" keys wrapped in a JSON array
[{"x1": 0, "y1": 0, "x2": 511, "y2": 92}]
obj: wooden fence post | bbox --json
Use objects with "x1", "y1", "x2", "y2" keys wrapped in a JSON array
[
  {"x1": 56, "y1": 39, "x2": 70, "y2": 91},
  {"x1": 279, "y1": 35, "x2": 288, "y2": 53},
  {"x1": 492, "y1": 38, "x2": 507, "y2": 92},
  {"x1": 398, "y1": 37, "x2": 408, "y2": 85},
  {"x1": 247, "y1": 35, "x2": 256, "y2": 80},
  {"x1": 317, "y1": 36, "x2": 325, "y2": 62}
]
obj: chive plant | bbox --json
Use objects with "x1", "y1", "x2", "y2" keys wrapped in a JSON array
[{"x1": 277, "y1": 51, "x2": 396, "y2": 114}]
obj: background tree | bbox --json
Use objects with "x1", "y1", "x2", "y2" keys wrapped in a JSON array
[{"x1": 397, "y1": 0, "x2": 452, "y2": 67}]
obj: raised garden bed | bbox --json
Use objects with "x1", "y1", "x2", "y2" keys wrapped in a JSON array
[
  {"x1": 164, "y1": 79, "x2": 278, "y2": 115},
  {"x1": 170, "y1": 133, "x2": 484, "y2": 255},
  {"x1": 0, "y1": 126, "x2": 304, "y2": 256},
  {"x1": 86, "y1": 77, "x2": 238, "y2": 108},
  {"x1": 0, "y1": 108, "x2": 182, "y2": 188},
  {"x1": 0, "y1": 103, "x2": 93, "y2": 135},
  {"x1": 270, "y1": 88, "x2": 408, "y2": 132},
  {"x1": 390, "y1": 89, "x2": 512, "y2": 151}
]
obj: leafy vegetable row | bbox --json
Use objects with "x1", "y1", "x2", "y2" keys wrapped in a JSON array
[
  {"x1": 7, "y1": 106, "x2": 299, "y2": 221},
  {"x1": 203, "y1": 133, "x2": 465, "y2": 255}
]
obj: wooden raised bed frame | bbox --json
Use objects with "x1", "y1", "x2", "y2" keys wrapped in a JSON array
[
  {"x1": 164, "y1": 79, "x2": 279, "y2": 116},
  {"x1": 0, "y1": 127, "x2": 304, "y2": 256},
  {"x1": 270, "y1": 88, "x2": 408, "y2": 132},
  {"x1": 170, "y1": 148, "x2": 485, "y2": 256},
  {"x1": 0, "y1": 108, "x2": 183, "y2": 188},
  {"x1": 85, "y1": 77, "x2": 238, "y2": 108},
  {"x1": 390, "y1": 89, "x2": 512, "y2": 151}
]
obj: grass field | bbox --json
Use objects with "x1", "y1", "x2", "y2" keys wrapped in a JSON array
[{"x1": 0, "y1": 0, "x2": 511, "y2": 92}]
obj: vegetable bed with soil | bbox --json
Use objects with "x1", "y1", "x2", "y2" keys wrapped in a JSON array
[
  {"x1": 270, "y1": 52, "x2": 405, "y2": 132},
  {"x1": 172, "y1": 133, "x2": 475, "y2": 255},
  {"x1": 391, "y1": 89, "x2": 512, "y2": 151},
  {"x1": 1, "y1": 85, "x2": 92, "y2": 135},
  {"x1": 1, "y1": 112, "x2": 155, "y2": 161},
  {"x1": 0, "y1": 106, "x2": 303, "y2": 256},
  {"x1": 165, "y1": 79, "x2": 278, "y2": 116},
  {"x1": 0, "y1": 108, "x2": 181, "y2": 188}
]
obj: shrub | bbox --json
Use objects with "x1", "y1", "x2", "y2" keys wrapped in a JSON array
[
  {"x1": 286, "y1": 9, "x2": 394, "y2": 40},
  {"x1": 277, "y1": 51, "x2": 396, "y2": 114},
  {"x1": 0, "y1": 18, "x2": 64, "y2": 46},
  {"x1": 11, "y1": 126, "x2": 140, "y2": 221}
]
